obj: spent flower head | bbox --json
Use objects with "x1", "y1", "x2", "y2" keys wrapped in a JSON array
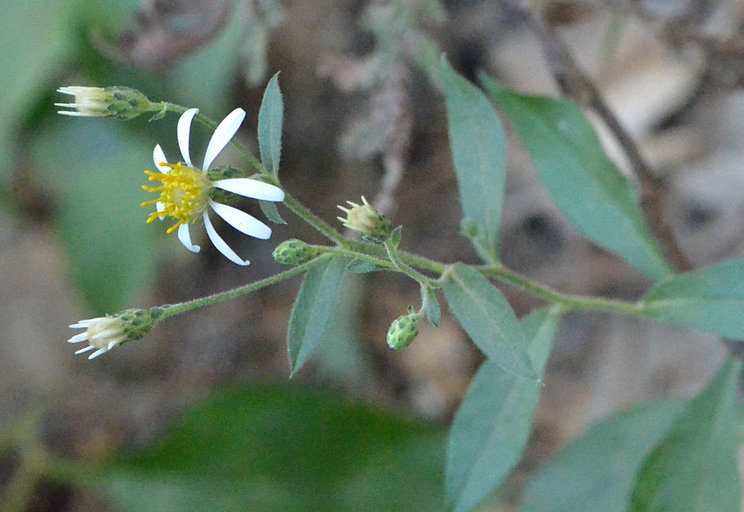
[
  {"x1": 141, "y1": 107, "x2": 285, "y2": 265},
  {"x1": 56, "y1": 86, "x2": 153, "y2": 119},
  {"x1": 337, "y1": 196, "x2": 393, "y2": 243},
  {"x1": 68, "y1": 308, "x2": 163, "y2": 359}
]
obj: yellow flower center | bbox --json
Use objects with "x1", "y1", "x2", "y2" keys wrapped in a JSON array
[{"x1": 141, "y1": 162, "x2": 213, "y2": 233}]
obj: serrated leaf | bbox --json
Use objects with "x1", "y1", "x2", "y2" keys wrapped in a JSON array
[
  {"x1": 259, "y1": 199, "x2": 286, "y2": 225},
  {"x1": 481, "y1": 76, "x2": 672, "y2": 281},
  {"x1": 346, "y1": 258, "x2": 385, "y2": 274},
  {"x1": 100, "y1": 384, "x2": 445, "y2": 511},
  {"x1": 441, "y1": 59, "x2": 505, "y2": 261},
  {"x1": 443, "y1": 264, "x2": 536, "y2": 379},
  {"x1": 287, "y1": 256, "x2": 347, "y2": 376},
  {"x1": 630, "y1": 358, "x2": 743, "y2": 512},
  {"x1": 258, "y1": 73, "x2": 283, "y2": 178},
  {"x1": 424, "y1": 286, "x2": 441, "y2": 327},
  {"x1": 641, "y1": 256, "x2": 744, "y2": 339},
  {"x1": 521, "y1": 400, "x2": 684, "y2": 512},
  {"x1": 446, "y1": 308, "x2": 561, "y2": 512}
]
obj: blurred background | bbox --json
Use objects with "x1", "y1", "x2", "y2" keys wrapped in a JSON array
[{"x1": 1, "y1": 0, "x2": 741, "y2": 510}]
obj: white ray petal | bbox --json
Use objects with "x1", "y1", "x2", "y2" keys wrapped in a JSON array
[
  {"x1": 214, "y1": 179, "x2": 285, "y2": 201},
  {"x1": 203, "y1": 108, "x2": 246, "y2": 170},
  {"x1": 203, "y1": 212, "x2": 250, "y2": 266},
  {"x1": 70, "y1": 318, "x2": 104, "y2": 328},
  {"x1": 89, "y1": 349, "x2": 108, "y2": 359},
  {"x1": 91, "y1": 330, "x2": 118, "y2": 341},
  {"x1": 107, "y1": 340, "x2": 122, "y2": 350},
  {"x1": 75, "y1": 346, "x2": 96, "y2": 354},
  {"x1": 177, "y1": 224, "x2": 201, "y2": 253},
  {"x1": 209, "y1": 201, "x2": 271, "y2": 239},
  {"x1": 153, "y1": 144, "x2": 169, "y2": 172},
  {"x1": 177, "y1": 108, "x2": 199, "y2": 167},
  {"x1": 68, "y1": 333, "x2": 88, "y2": 343}
]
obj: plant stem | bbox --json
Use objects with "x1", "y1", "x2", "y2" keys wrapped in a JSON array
[
  {"x1": 481, "y1": 262, "x2": 643, "y2": 315},
  {"x1": 160, "y1": 255, "x2": 331, "y2": 319}
]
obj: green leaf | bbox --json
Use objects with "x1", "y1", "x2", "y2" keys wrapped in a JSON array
[
  {"x1": 441, "y1": 59, "x2": 506, "y2": 261},
  {"x1": 99, "y1": 384, "x2": 445, "y2": 512},
  {"x1": 346, "y1": 258, "x2": 386, "y2": 274},
  {"x1": 443, "y1": 264, "x2": 536, "y2": 379},
  {"x1": 29, "y1": 119, "x2": 158, "y2": 313},
  {"x1": 446, "y1": 308, "x2": 561, "y2": 512},
  {"x1": 287, "y1": 256, "x2": 347, "y2": 376},
  {"x1": 424, "y1": 286, "x2": 441, "y2": 327},
  {"x1": 481, "y1": 76, "x2": 672, "y2": 281},
  {"x1": 641, "y1": 256, "x2": 744, "y2": 339},
  {"x1": 630, "y1": 358, "x2": 743, "y2": 512},
  {"x1": 0, "y1": 0, "x2": 77, "y2": 180},
  {"x1": 390, "y1": 225, "x2": 403, "y2": 249},
  {"x1": 521, "y1": 400, "x2": 685, "y2": 512},
  {"x1": 259, "y1": 199, "x2": 286, "y2": 225},
  {"x1": 258, "y1": 73, "x2": 283, "y2": 178}
]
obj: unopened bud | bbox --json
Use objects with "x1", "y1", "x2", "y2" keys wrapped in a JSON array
[
  {"x1": 387, "y1": 312, "x2": 420, "y2": 350},
  {"x1": 273, "y1": 239, "x2": 317, "y2": 265}
]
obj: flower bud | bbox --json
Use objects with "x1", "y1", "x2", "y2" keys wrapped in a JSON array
[
  {"x1": 56, "y1": 86, "x2": 154, "y2": 120},
  {"x1": 386, "y1": 312, "x2": 420, "y2": 350},
  {"x1": 337, "y1": 196, "x2": 393, "y2": 243},
  {"x1": 67, "y1": 307, "x2": 164, "y2": 359},
  {"x1": 273, "y1": 239, "x2": 317, "y2": 265}
]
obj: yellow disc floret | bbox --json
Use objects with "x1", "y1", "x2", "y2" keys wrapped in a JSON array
[{"x1": 141, "y1": 162, "x2": 213, "y2": 233}]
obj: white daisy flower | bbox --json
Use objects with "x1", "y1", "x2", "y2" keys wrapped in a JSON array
[{"x1": 141, "y1": 107, "x2": 285, "y2": 265}]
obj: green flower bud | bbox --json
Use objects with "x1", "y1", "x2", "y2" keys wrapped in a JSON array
[
  {"x1": 68, "y1": 307, "x2": 164, "y2": 359},
  {"x1": 56, "y1": 86, "x2": 154, "y2": 120},
  {"x1": 387, "y1": 312, "x2": 420, "y2": 350},
  {"x1": 337, "y1": 196, "x2": 393, "y2": 243},
  {"x1": 273, "y1": 239, "x2": 317, "y2": 265}
]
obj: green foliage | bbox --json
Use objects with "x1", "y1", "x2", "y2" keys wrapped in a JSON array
[
  {"x1": 258, "y1": 73, "x2": 284, "y2": 178},
  {"x1": 443, "y1": 264, "x2": 536, "y2": 380},
  {"x1": 521, "y1": 400, "x2": 684, "y2": 512},
  {"x1": 29, "y1": 119, "x2": 158, "y2": 313},
  {"x1": 0, "y1": 0, "x2": 77, "y2": 180},
  {"x1": 167, "y1": 10, "x2": 246, "y2": 118},
  {"x1": 259, "y1": 199, "x2": 287, "y2": 225},
  {"x1": 346, "y1": 258, "x2": 386, "y2": 274},
  {"x1": 642, "y1": 256, "x2": 744, "y2": 339},
  {"x1": 481, "y1": 76, "x2": 673, "y2": 281},
  {"x1": 287, "y1": 256, "x2": 348, "y2": 376},
  {"x1": 630, "y1": 359, "x2": 743, "y2": 512},
  {"x1": 423, "y1": 286, "x2": 441, "y2": 327},
  {"x1": 446, "y1": 308, "x2": 561, "y2": 512},
  {"x1": 441, "y1": 59, "x2": 505, "y2": 261},
  {"x1": 99, "y1": 384, "x2": 445, "y2": 511}
]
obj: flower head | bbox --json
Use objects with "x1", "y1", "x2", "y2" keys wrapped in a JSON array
[
  {"x1": 337, "y1": 196, "x2": 393, "y2": 243},
  {"x1": 68, "y1": 308, "x2": 163, "y2": 359},
  {"x1": 141, "y1": 108, "x2": 285, "y2": 265},
  {"x1": 56, "y1": 86, "x2": 153, "y2": 119}
]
